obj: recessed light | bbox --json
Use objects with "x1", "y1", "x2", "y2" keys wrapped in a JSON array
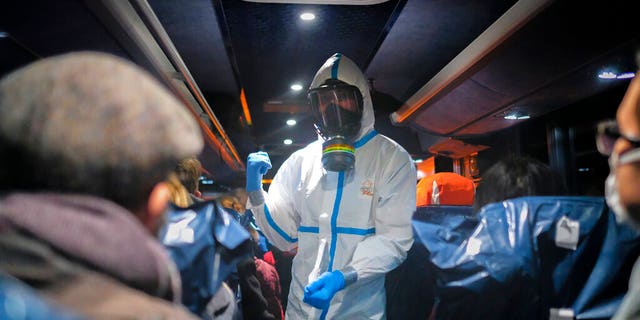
[
  {"x1": 300, "y1": 12, "x2": 315, "y2": 21},
  {"x1": 284, "y1": 139, "x2": 293, "y2": 145},
  {"x1": 598, "y1": 71, "x2": 617, "y2": 79},
  {"x1": 286, "y1": 119, "x2": 297, "y2": 126},
  {"x1": 291, "y1": 83, "x2": 303, "y2": 91},
  {"x1": 503, "y1": 109, "x2": 530, "y2": 120},
  {"x1": 504, "y1": 114, "x2": 530, "y2": 120},
  {"x1": 617, "y1": 72, "x2": 636, "y2": 79}
]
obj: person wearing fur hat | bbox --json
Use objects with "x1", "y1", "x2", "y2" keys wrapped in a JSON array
[{"x1": 0, "y1": 52, "x2": 203, "y2": 319}]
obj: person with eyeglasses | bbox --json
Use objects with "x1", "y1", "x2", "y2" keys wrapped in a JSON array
[
  {"x1": 597, "y1": 70, "x2": 640, "y2": 320},
  {"x1": 596, "y1": 74, "x2": 640, "y2": 230}
]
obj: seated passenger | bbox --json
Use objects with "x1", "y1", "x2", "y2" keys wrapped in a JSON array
[
  {"x1": 388, "y1": 172, "x2": 474, "y2": 320},
  {"x1": 175, "y1": 157, "x2": 204, "y2": 203},
  {"x1": 603, "y1": 69, "x2": 640, "y2": 320},
  {"x1": 218, "y1": 187, "x2": 284, "y2": 320},
  {"x1": 0, "y1": 52, "x2": 202, "y2": 319},
  {"x1": 166, "y1": 172, "x2": 194, "y2": 208},
  {"x1": 418, "y1": 156, "x2": 638, "y2": 319},
  {"x1": 163, "y1": 172, "x2": 245, "y2": 319},
  {"x1": 416, "y1": 172, "x2": 475, "y2": 206},
  {"x1": 473, "y1": 156, "x2": 568, "y2": 212}
]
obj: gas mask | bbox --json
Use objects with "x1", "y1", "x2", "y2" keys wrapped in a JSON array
[
  {"x1": 605, "y1": 149, "x2": 640, "y2": 230},
  {"x1": 308, "y1": 80, "x2": 363, "y2": 171}
]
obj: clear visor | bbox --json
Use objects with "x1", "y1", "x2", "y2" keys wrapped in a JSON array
[{"x1": 308, "y1": 83, "x2": 363, "y2": 140}]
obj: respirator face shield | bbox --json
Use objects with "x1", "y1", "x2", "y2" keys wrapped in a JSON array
[
  {"x1": 308, "y1": 81, "x2": 364, "y2": 172},
  {"x1": 308, "y1": 81, "x2": 363, "y2": 142}
]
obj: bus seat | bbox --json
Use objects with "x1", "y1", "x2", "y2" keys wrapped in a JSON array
[
  {"x1": 413, "y1": 205, "x2": 477, "y2": 258},
  {"x1": 386, "y1": 205, "x2": 476, "y2": 320},
  {"x1": 416, "y1": 172, "x2": 475, "y2": 206},
  {"x1": 417, "y1": 196, "x2": 640, "y2": 320}
]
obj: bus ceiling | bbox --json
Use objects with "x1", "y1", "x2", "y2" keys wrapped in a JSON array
[{"x1": 0, "y1": 0, "x2": 637, "y2": 184}]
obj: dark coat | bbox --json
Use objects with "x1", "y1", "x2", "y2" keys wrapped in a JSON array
[{"x1": 0, "y1": 192, "x2": 198, "y2": 320}]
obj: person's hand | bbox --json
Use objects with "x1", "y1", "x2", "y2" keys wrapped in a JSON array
[
  {"x1": 303, "y1": 271, "x2": 345, "y2": 309},
  {"x1": 246, "y1": 151, "x2": 272, "y2": 191}
]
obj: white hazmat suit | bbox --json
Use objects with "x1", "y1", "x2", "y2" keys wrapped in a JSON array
[{"x1": 247, "y1": 53, "x2": 415, "y2": 319}]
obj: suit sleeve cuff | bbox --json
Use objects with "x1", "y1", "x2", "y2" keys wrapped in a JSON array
[
  {"x1": 247, "y1": 190, "x2": 265, "y2": 208},
  {"x1": 340, "y1": 266, "x2": 358, "y2": 287}
]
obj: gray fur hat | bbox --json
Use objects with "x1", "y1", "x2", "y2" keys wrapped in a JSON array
[{"x1": 0, "y1": 51, "x2": 203, "y2": 206}]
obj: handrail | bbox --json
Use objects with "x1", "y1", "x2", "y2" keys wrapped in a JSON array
[
  {"x1": 85, "y1": 0, "x2": 245, "y2": 170},
  {"x1": 131, "y1": 0, "x2": 244, "y2": 169}
]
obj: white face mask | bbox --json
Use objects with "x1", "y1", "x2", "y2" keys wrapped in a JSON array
[{"x1": 605, "y1": 149, "x2": 640, "y2": 230}]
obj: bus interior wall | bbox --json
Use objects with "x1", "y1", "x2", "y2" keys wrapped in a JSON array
[{"x1": 467, "y1": 82, "x2": 627, "y2": 197}]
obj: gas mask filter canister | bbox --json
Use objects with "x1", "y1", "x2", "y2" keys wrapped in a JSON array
[{"x1": 322, "y1": 136, "x2": 355, "y2": 172}]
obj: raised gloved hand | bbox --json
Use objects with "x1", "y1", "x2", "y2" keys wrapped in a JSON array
[
  {"x1": 303, "y1": 271, "x2": 345, "y2": 309},
  {"x1": 246, "y1": 151, "x2": 272, "y2": 192}
]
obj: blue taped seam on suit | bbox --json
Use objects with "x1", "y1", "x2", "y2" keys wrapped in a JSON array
[
  {"x1": 335, "y1": 227, "x2": 375, "y2": 236},
  {"x1": 320, "y1": 171, "x2": 346, "y2": 320},
  {"x1": 354, "y1": 130, "x2": 377, "y2": 148},
  {"x1": 264, "y1": 203, "x2": 297, "y2": 243},
  {"x1": 320, "y1": 306, "x2": 329, "y2": 320},
  {"x1": 298, "y1": 226, "x2": 319, "y2": 233},
  {"x1": 298, "y1": 226, "x2": 375, "y2": 236},
  {"x1": 331, "y1": 53, "x2": 341, "y2": 79},
  {"x1": 328, "y1": 171, "x2": 345, "y2": 273}
]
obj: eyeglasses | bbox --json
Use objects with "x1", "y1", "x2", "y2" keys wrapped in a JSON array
[{"x1": 596, "y1": 119, "x2": 640, "y2": 156}]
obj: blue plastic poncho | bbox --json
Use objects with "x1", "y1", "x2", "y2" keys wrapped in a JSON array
[
  {"x1": 160, "y1": 200, "x2": 251, "y2": 316},
  {"x1": 412, "y1": 197, "x2": 640, "y2": 320}
]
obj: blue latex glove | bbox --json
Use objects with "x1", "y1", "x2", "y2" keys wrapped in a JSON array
[
  {"x1": 303, "y1": 271, "x2": 345, "y2": 309},
  {"x1": 246, "y1": 151, "x2": 272, "y2": 191}
]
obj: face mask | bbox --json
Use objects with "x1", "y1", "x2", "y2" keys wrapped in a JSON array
[
  {"x1": 309, "y1": 81, "x2": 363, "y2": 172},
  {"x1": 605, "y1": 149, "x2": 640, "y2": 230},
  {"x1": 605, "y1": 172, "x2": 635, "y2": 228}
]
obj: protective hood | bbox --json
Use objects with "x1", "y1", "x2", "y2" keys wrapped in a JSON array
[{"x1": 310, "y1": 53, "x2": 374, "y2": 141}]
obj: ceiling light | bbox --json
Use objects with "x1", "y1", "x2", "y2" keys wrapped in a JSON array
[
  {"x1": 286, "y1": 119, "x2": 297, "y2": 126},
  {"x1": 0, "y1": 32, "x2": 8, "y2": 38},
  {"x1": 598, "y1": 71, "x2": 617, "y2": 79},
  {"x1": 617, "y1": 72, "x2": 636, "y2": 79},
  {"x1": 504, "y1": 114, "x2": 530, "y2": 120},
  {"x1": 597, "y1": 71, "x2": 635, "y2": 80},
  {"x1": 300, "y1": 12, "x2": 315, "y2": 21},
  {"x1": 503, "y1": 109, "x2": 530, "y2": 120},
  {"x1": 413, "y1": 158, "x2": 423, "y2": 163},
  {"x1": 290, "y1": 83, "x2": 303, "y2": 91},
  {"x1": 284, "y1": 139, "x2": 293, "y2": 145}
]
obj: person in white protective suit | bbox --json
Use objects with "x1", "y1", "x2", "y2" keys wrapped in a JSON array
[{"x1": 244, "y1": 53, "x2": 416, "y2": 319}]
